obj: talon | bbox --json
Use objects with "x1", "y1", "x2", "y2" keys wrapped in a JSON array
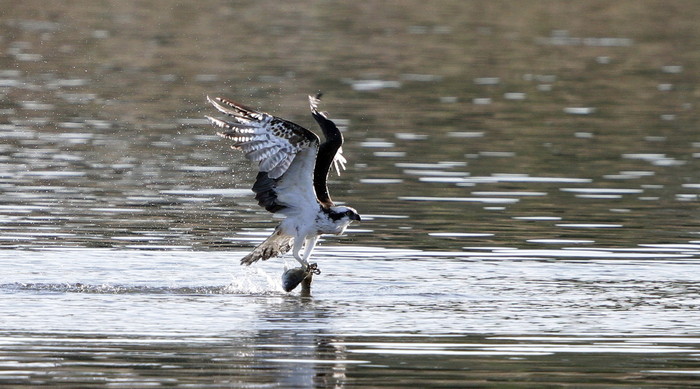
[{"x1": 308, "y1": 263, "x2": 321, "y2": 275}]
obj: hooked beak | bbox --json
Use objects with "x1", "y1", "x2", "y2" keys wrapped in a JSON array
[{"x1": 351, "y1": 214, "x2": 362, "y2": 222}]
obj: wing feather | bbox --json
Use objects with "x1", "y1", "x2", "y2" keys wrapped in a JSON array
[
  {"x1": 309, "y1": 94, "x2": 347, "y2": 175},
  {"x1": 308, "y1": 94, "x2": 346, "y2": 208},
  {"x1": 207, "y1": 96, "x2": 319, "y2": 179},
  {"x1": 274, "y1": 148, "x2": 320, "y2": 215},
  {"x1": 257, "y1": 150, "x2": 285, "y2": 172},
  {"x1": 207, "y1": 96, "x2": 321, "y2": 214}
]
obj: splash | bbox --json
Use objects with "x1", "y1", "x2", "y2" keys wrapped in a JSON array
[
  {"x1": 224, "y1": 265, "x2": 285, "y2": 295},
  {"x1": 2, "y1": 282, "x2": 230, "y2": 295}
]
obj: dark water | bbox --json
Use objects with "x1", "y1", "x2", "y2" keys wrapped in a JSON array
[{"x1": 2, "y1": 1, "x2": 700, "y2": 387}]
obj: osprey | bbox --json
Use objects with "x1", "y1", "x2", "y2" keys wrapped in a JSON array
[{"x1": 206, "y1": 94, "x2": 361, "y2": 274}]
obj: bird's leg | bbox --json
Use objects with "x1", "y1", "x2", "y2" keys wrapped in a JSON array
[
  {"x1": 292, "y1": 236, "x2": 309, "y2": 268},
  {"x1": 301, "y1": 236, "x2": 321, "y2": 274},
  {"x1": 301, "y1": 236, "x2": 319, "y2": 264}
]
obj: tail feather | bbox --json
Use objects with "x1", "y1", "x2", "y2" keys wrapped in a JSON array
[{"x1": 241, "y1": 227, "x2": 293, "y2": 265}]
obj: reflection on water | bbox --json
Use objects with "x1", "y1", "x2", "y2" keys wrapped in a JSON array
[
  {"x1": 1, "y1": 249, "x2": 700, "y2": 386},
  {"x1": 2, "y1": 331, "x2": 700, "y2": 387},
  {"x1": 3, "y1": 0, "x2": 700, "y2": 386}
]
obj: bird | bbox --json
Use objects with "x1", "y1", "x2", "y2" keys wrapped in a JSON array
[{"x1": 206, "y1": 94, "x2": 361, "y2": 273}]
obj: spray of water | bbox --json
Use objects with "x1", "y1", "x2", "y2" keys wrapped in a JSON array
[{"x1": 224, "y1": 264, "x2": 284, "y2": 295}]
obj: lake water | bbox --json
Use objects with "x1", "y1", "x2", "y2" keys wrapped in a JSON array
[{"x1": 2, "y1": 1, "x2": 700, "y2": 387}]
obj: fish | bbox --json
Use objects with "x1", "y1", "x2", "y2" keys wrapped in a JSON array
[{"x1": 281, "y1": 263, "x2": 320, "y2": 292}]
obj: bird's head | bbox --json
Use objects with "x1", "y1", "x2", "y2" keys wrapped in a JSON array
[{"x1": 328, "y1": 206, "x2": 362, "y2": 224}]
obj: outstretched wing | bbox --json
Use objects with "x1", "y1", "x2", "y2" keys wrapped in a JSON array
[
  {"x1": 206, "y1": 96, "x2": 318, "y2": 179},
  {"x1": 309, "y1": 94, "x2": 346, "y2": 208},
  {"x1": 206, "y1": 96, "x2": 320, "y2": 214}
]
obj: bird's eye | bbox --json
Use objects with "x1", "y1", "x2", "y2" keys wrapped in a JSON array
[{"x1": 345, "y1": 210, "x2": 353, "y2": 216}]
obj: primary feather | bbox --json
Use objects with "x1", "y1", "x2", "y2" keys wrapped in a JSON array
[{"x1": 206, "y1": 96, "x2": 318, "y2": 180}]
